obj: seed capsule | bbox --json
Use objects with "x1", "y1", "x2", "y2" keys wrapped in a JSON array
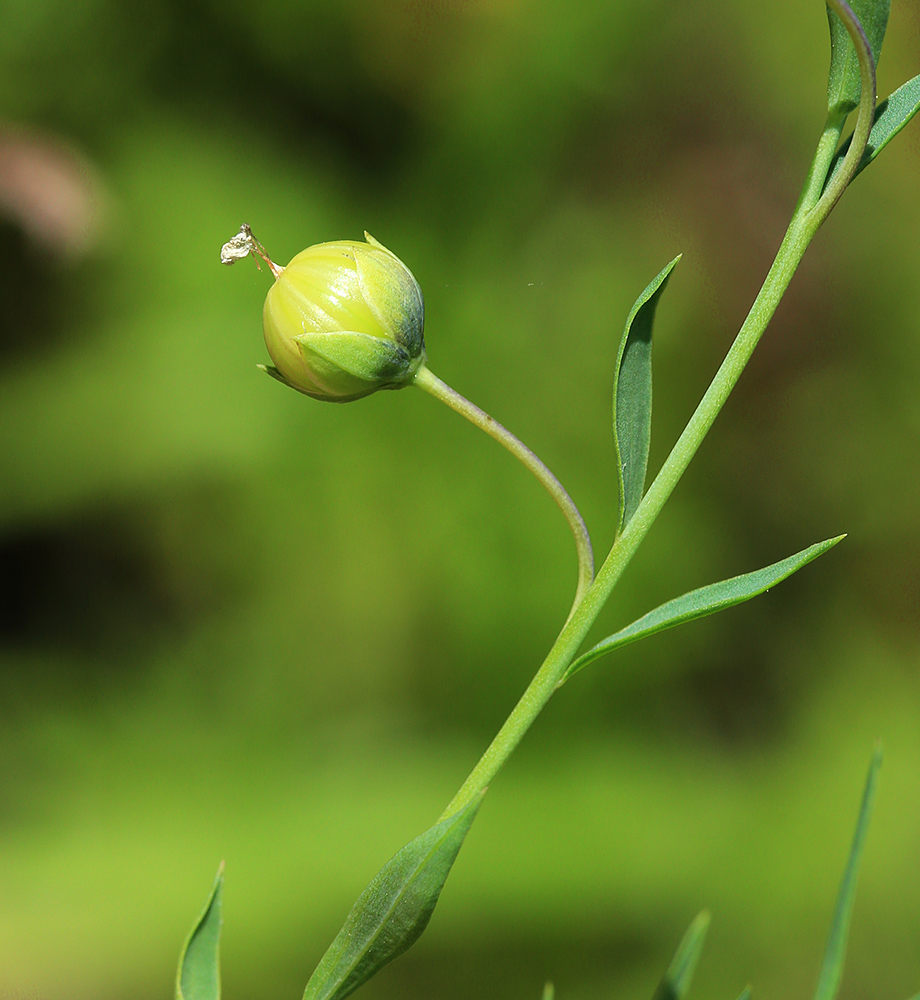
[{"x1": 259, "y1": 232, "x2": 425, "y2": 402}]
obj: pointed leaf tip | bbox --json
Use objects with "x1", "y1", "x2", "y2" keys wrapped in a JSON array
[
  {"x1": 813, "y1": 749, "x2": 882, "y2": 1000},
  {"x1": 176, "y1": 865, "x2": 224, "y2": 1000},
  {"x1": 303, "y1": 792, "x2": 485, "y2": 1000},
  {"x1": 653, "y1": 910, "x2": 710, "y2": 1000},
  {"x1": 562, "y1": 536, "x2": 844, "y2": 683},
  {"x1": 613, "y1": 255, "x2": 680, "y2": 532}
]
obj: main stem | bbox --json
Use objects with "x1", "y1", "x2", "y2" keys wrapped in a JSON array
[
  {"x1": 413, "y1": 365, "x2": 595, "y2": 616},
  {"x1": 437, "y1": 0, "x2": 877, "y2": 819},
  {"x1": 437, "y1": 218, "x2": 814, "y2": 819},
  {"x1": 438, "y1": 171, "x2": 866, "y2": 822}
]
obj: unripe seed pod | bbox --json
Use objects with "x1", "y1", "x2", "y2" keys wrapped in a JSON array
[{"x1": 261, "y1": 233, "x2": 425, "y2": 402}]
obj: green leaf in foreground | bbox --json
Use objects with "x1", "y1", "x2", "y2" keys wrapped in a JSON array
[
  {"x1": 652, "y1": 911, "x2": 711, "y2": 1000},
  {"x1": 813, "y1": 747, "x2": 882, "y2": 1000},
  {"x1": 735, "y1": 988, "x2": 753, "y2": 1000},
  {"x1": 613, "y1": 255, "x2": 680, "y2": 532},
  {"x1": 826, "y1": 0, "x2": 890, "y2": 118},
  {"x1": 825, "y1": 74, "x2": 920, "y2": 188},
  {"x1": 542, "y1": 983, "x2": 555, "y2": 1000},
  {"x1": 561, "y1": 536, "x2": 844, "y2": 683},
  {"x1": 303, "y1": 793, "x2": 485, "y2": 1000},
  {"x1": 176, "y1": 864, "x2": 224, "y2": 1000}
]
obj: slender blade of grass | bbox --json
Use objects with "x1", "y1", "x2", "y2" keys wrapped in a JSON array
[
  {"x1": 652, "y1": 911, "x2": 711, "y2": 1000},
  {"x1": 813, "y1": 748, "x2": 883, "y2": 1000},
  {"x1": 176, "y1": 865, "x2": 224, "y2": 1000}
]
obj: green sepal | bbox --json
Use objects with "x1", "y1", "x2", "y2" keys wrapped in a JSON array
[
  {"x1": 303, "y1": 793, "x2": 485, "y2": 1000},
  {"x1": 259, "y1": 361, "x2": 383, "y2": 404},
  {"x1": 561, "y1": 536, "x2": 843, "y2": 684},
  {"x1": 296, "y1": 330, "x2": 412, "y2": 384},
  {"x1": 826, "y1": 0, "x2": 889, "y2": 118},
  {"x1": 813, "y1": 747, "x2": 883, "y2": 1000},
  {"x1": 825, "y1": 73, "x2": 920, "y2": 188},
  {"x1": 357, "y1": 232, "x2": 425, "y2": 356},
  {"x1": 258, "y1": 363, "x2": 298, "y2": 388},
  {"x1": 613, "y1": 255, "x2": 680, "y2": 532},
  {"x1": 653, "y1": 911, "x2": 711, "y2": 1000},
  {"x1": 176, "y1": 865, "x2": 224, "y2": 1000}
]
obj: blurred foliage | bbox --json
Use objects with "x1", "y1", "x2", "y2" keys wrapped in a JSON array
[{"x1": 1, "y1": 1, "x2": 919, "y2": 999}]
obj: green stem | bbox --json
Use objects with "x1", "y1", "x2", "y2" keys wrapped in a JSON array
[
  {"x1": 815, "y1": 0, "x2": 878, "y2": 223},
  {"x1": 438, "y1": 218, "x2": 813, "y2": 819},
  {"x1": 799, "y1": 114, "x2": 848, "y2": 213},
  {"x1": 413, "y1": 365, "x2": 595, "y2": 616},
  {"x1": 437, "y1": 19, "x2": 879, "y2": 816}
]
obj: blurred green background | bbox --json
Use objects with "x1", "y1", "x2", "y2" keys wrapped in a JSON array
[{"x1": 1, "y1": 0, "x2": 919, "y2": 998}]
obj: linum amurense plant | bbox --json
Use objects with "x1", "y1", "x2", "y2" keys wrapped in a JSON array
[{"x1": 180, "y1": 2, "x2": 920, "y2": 998}]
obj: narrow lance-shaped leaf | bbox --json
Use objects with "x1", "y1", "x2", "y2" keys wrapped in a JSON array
[
  {"x1": 303, "y1": 793, "x2": 485, "y2": 1000},
  {"x1": 561, "y1": 536, "x2": 844, "y2": 684},
  {"x1": 542, "y1": 983, "x2": 555, "y2": 1000},
  {"x1": 735, "y1": 988, "x2": 753, "y2": 1000},
  {"x1": 176, "y1": 865, "x2": 224, "y2": 1000},
  {"x1": 613, "y1": 256, "x2": 680, "y2": 532},
  {"x1": 813, "y1": 747, "x2": 883, "y2": 1000},
  {"x1": 825, "y1": 73, "x2": 920, "y2": 188},
  {"x1": 652, "y1": 911, "x2": 711, "y2": 1000},
  {"x1": 826, "y1": 0, "x2": 889, "y2": 118}
]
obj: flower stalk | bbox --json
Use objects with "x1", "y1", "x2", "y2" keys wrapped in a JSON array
[{"x1": 412, "y1": 365, "x2": 595, "y2": 618}]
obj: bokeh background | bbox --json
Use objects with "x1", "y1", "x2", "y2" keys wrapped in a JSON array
[{"x1": 1, "y1": 1, "x2": 919, "y2": 998}]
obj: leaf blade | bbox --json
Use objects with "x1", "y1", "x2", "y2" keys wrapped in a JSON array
[
  {"x1": 562, "y1": 536, "x2": 844, "y2": 683},
  {"x1": 303, "y1": 793, "x2": 484, "y2": 1000},
  {"x1": 176, "y1": 865, "x2": 224, "y2": 1000},
  {"x1": 826, "y1": 74, "x2": 920, "y2": 187},
  {"x1": 652, "y1": 911, "x2": 711, "y2": 1000},
  {"x1": 813, "y1": 748, "x2": 883, "y2": 1000},
  {"x1": 613, "y1": 256, "x2": 680, "y2": 531},
  {"x1": 826, "y1": 0, "x2": 890, "y2": 118}
]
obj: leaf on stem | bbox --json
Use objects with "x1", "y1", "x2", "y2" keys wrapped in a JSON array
[
  {"x1": 825, "y1": 74, "x2": 920, "y2": 187},
  {"x1": 812, "y1": 747, "x2": 883, "y2": 1000},
  {"x1": 176, "y1": 865, "x2": 224, "y2": 1000},
  {"x1": 303, "y1": 793, "x2": 485, "y2": 1000},
  {"x1": 652, "y1": 911, "x2": 711, "y2": 1000},
  {"x1": 826, "y1": 0, "x2": 890, "y2": 118},
  {"x1": 613, "y1": 256, "x2": 680, "y2": 533},
  {"x1": 561, "y1": 536, "x2": 844, "y2": 683}
]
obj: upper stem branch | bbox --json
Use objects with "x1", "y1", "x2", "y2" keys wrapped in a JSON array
[{"x1": 812, "y1": 0, "x2": 878, "y2": 223}]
